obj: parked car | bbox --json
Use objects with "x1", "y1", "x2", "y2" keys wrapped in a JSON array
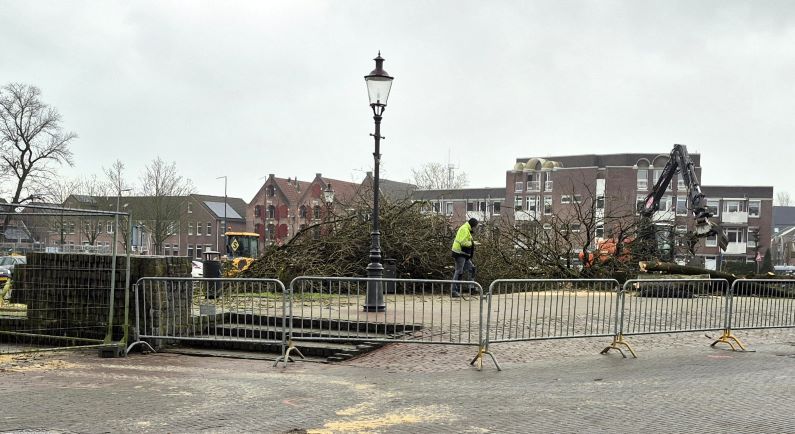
[{"x1": 191, "y1": 260, "x2": 203, "y2": 278}]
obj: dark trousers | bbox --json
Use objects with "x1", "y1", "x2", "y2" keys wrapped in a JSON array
[{"x1": 452, "y1": 254, "x2": 476, "y2": 292}]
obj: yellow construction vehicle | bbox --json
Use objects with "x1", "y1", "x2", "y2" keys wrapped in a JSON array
[{"x1": 224, "y1": 232, "x2": 259, "y2": 276}]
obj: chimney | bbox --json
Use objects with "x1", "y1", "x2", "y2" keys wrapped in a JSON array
[
  {"x1": 316, "y1": 173, "x2": 322, "y2": 178},
  {"x1": 366, "y1": 171, "x2": 373, "y2": 178}
]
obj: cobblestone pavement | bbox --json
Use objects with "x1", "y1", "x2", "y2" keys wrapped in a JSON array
[{"x1": 1, "y1": 329, "x2": 794, "y2": 433}]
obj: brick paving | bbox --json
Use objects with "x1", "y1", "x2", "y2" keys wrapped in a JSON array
[{"x1": 1, "y1": 328, "x2": 794, "y2": 433}]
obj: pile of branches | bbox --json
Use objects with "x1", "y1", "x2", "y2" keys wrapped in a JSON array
[{"x1": 242, "y1": 197, "x2": 646, "y2": 286}]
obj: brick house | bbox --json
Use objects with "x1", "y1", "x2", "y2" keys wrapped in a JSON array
[
  {"x1": 60, "y1": 194, "x2": 247, "y2": 258},
  {"x1": 503, "y1": 152, "x2": 773, "y2": 269}
]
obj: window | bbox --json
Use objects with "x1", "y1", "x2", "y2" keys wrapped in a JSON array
[
  {"x1": 676, "y1": 197, "x2": 688, "y2": 216},
  {"x1": 206, "y1": 223, "x2": 212, "y2": 236},
  {"x1": 636, "y1": 195, "x2": 647, "y2": 214},
  {"x1": 267, "y1": 185, "x2": 275, "y2": 197},
  {"x1": 467, "y1": 202, "x2": 475, "y2": 212},
  {"x1": 479, "y1": 201, "x2": 486, "y2": 212},
  {"x1": 432, "y1": 202, "x2": 440, "y2": 213},
  {"x1": 205, "y1": 244, "x2": 212, "y2": 254},
  {"x1": 267, "y1": 205, "x2": 276, "y2": 219},
  {"x1": 164, "y1": 243, "x2": 170, "y2": 253},
  {"x1": 526, "y1": 174, "x2": 540, "y2": 191},
  {"x1": 658, "y1": 196, "x2": 672, "y2": 212},
  {"x1": 188, "y1": 223, "x2": 194, "y2": 235},
  {"x1": 543, "y1": 196, "x2": 552, "y2": 215},
  {"x1": 187, "y1": 245, "x2": 194, "y2": 258},
  {"x1": 595, "y1": 224, "x2": 604, "y2": 238},
  {"x1": 675, "y1": 225, "x2": 687, "y2": 234},
  {"x1": 254, "y1": 205, "x2": 261, "y2": 217},
  {"x1": 172, "y1": 244, "x2": 179, "y2": 256},
  {"x1": 313, "y1": 205, "x2": 321, "y2": 219},
  {"x1": 725, "y1": 227, "x2": 745, "y2": 243},
  {"x1": 748, "y1": 227, "x2": 759, "y2": 248},
  {"x1": 107, "y1": 221, "x2": 113, "y2": 234},
  {"x1": 187, "y1": 203, "x2": 192, "y2": 214},
  {"x1": 526, "y1": 196, "x2": 538, "y2": 213},
  {"x1": 196, "y1": 222, "x2": 202, "y2": 235},
  {"x1": 492, "y1": 202, "x2": 501, "y2": 215},
  {"x1": 299, "y1": 205, "x2": 308, "y2": 218},
  {"x1": 514, "y1": 196, "x2": 522, "y2": 211},
  {"x1": 515, "y1": 182, "x2": 523, "y2": 193},
  {"x1": 723, "y1": 200, "x2": 746, "y2": 213},
  {"x1": 677, "y1": 177, "x2": 686, "y2": 190},
  {"x1": 445, "y1": 202, "x2": 453, "y2": 215},
  {"x1": 706, "y1": 234, "x2": 717, "y2": 247},
  {"x1": 266, "y1": 224, "x2": 275, "y2": 240},
  {"x1": 69, "y1": 222, "x2": 76, "y2": 234},
  {"x1": 543, "y1": 223, "x2": 552, "y2": 230},
  {"x1": 748, "y1": 200, "x2": 761, "y2": 217},
  {"x1": 570, "y1": 223, "x2": 581, "y2": 233},
  {"x1": 544, "y1": 171, "x2": 553, "y2": 190},
  {"x1": 561, "y1": 195, "x2": 571, "y2": 204},
  {"x1": 706, "y1": 199, "x2": 720, "y2": 216},
  {"x1": 637, "y1": 169, "x2": 648, "y2": 190},
  {"x1": 596, "y1": 195, "x2": 605, "y2": 210},
  {"x1": 573, "y1": 194, "x2": 582, "y2": 204}
]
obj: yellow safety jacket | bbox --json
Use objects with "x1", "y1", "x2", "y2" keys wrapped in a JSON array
[{"x1": 451, "y1": 222, "x2": 473, "y2": 255}]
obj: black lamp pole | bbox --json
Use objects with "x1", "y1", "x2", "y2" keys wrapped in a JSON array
[{"x1": 363, "y1": 52, "x2": 393, "y2": 312}]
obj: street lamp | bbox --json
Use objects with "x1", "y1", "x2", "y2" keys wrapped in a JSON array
[
  {"x1": 216, "y1": 176, "x2": 227, "y2": 254},
  {"x1": 363, "y1": 51, "x2": 393, "y2": 312}
]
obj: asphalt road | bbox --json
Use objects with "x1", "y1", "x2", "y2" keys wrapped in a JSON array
[{"x1": 1, "y1": 330, "x2": 794, "y2": 433}]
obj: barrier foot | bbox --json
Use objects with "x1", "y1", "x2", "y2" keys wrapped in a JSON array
[
  {"x1": 711, "y1": 329, "x2": 747, "y2": 351},
  {"x1": 469, "y1": 345, "x2": 501, "y2": 371},
  {"x1": 600, "y1": 333, "x2": 637, "y2": 359},
  {"x1": 274, "y1": 341, "x2": 305, "y2": 368},
  {"x1": 125, "y1": 340, "x2": 156, "y2": 355}
]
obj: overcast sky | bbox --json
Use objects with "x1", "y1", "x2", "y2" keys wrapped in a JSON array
[{"x1": 2, "y1": 1, "x2": 793, "y2": 201}]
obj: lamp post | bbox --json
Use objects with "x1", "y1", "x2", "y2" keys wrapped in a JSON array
[
  {"x1": 363, "y1": 51, "x2": 393, "y2": 312},
  {"x1": 323, "y1": 183, "x2": 335, "y2": 234},
  {"x1": 216, "y1": 176, "x2": 227, "y2": 254}
]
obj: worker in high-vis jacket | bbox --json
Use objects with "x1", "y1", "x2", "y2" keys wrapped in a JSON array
[{"x1": 450, "y1": 217, "x2": 478, "y2": 297}]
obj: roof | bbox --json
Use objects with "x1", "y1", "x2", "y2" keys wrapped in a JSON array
[
  {"x1": 3, "y1": 225, "x2": 31, "y2": 242},
  {"x1": 191, "y1": 194, "x2": 247, "y2": 219},
  {"x1": 318, "y1": 176, "x2": 360, "y2": 205},
  {"x1": 72, "y1": 195, "x2": 97, "y2": 204},
  {"x1": 273, "y1": 177, "x2": 308, "y2": 204},
  {"x1": 701, "y1": 186, "x2": 774, "y2": 199},
  {"x1": 412, "y1": 188, "x2": 505, "y2": 201},
  {"x1": 203, "y1": 201, "x2": 243, "y2": 220},
  {"x1": 773, "y1": 206, "x2": 795, "y2": 227},
  {"x1": 358, "y1": 172, "x2": 417, "y2": 200},
  {"x1": 514, "y1": 152, "x2": 702, "y2": 169}
]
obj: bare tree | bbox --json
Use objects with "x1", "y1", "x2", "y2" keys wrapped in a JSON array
[
  {"x1": 139, "y1": 157, "x2": 194, "y2": 255},
  {"x1": 776, "y1": 191, "x2": 791, "y2": 207},
  {"x1": 410, "y1": 162, "x2": 468, "y2": 190},
  {"x1": 74, "y1": 175, "x2": 111, "y2": 246},
  {"x1": 0, "y1": 83, "x2": 76, "y2": 240}
]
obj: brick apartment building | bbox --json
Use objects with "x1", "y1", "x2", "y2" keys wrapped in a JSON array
[
  {"x1": 505, "y1": 152, "x2": 773, "y2": 269},
  {"x1": 58, "y1": 194, "x2": 247, "y2": 258}
]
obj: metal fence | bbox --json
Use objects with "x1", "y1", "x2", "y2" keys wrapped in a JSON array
[
  {"x1": 0, "y1": 203, "x2": 130, "y2": 354},
  {"x1": 729, "y1": 279, "x2": 795, "y2": 330},
  {"x1": 130, "y1": 277, "x2": 287, "y2": 356},
  {"x1": 486, "y1": 279, "x2": 621, "y2": 344}
]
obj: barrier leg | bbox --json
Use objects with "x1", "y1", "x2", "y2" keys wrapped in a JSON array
[
  {"x1": 710, "y1": 329, "x2": 747, "y2": 351},
  {"x1": 601, "y1": 333, "x2": 637, "y2": 358},
  {"x1": 125, "y1": 340, "x2": 157, "y2": 355},
  {"x1": 274, "y1": 340, "x2": 305, "y2": 368},
  {"x1": 469, "y1": 343, "x2": 501, "y2": 371}
]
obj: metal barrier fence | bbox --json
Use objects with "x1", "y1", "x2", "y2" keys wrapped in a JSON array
[
  {"x1": 130, "y1": 277, "x2": 287, "y2": 355},
  {"x1": 283, "y1": 276, "x2": 490, "y2": 368},
  {"x1": 1, "y1": 203, "x2": 130, "y2": 355},
  {"x1": 729, "y1": 279, "x2": 795, "y2": 331},
  {"x1": 486, "y1": 279, "x2": 621, "y2": 343}
]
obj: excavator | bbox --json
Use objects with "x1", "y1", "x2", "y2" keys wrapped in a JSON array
[{"x1": 585, "y1": 144, "x2": 728, "y2": 265}]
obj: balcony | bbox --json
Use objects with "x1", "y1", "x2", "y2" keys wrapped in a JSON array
[
  {"x1": 527, "y1": 181, "x2": 541, "y2": 191},
  {"x1": 721, "y1": 211, "x2": 748, "y2": 225},
  {"x1": 544, "y1": 181, "x2": 553, "y2": 191},
  {"x1": 514, "y1": 210, "x2": 538, "y2": 221},
  {"x1": 724, "y1": 242, "x2": 747, "y2": 255}
]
